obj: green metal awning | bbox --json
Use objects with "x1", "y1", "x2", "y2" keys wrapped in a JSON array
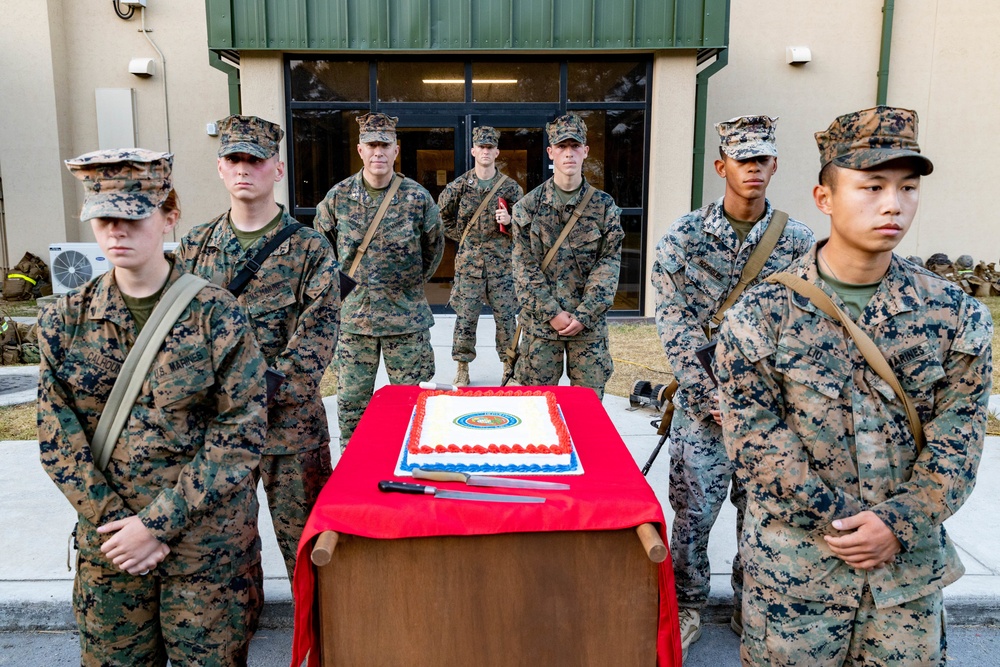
[{"x1": 205, "y1": 0, "x2": 728, "y2": 52}]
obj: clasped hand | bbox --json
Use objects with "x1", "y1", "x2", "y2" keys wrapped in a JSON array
[
  {"x1": 549, "y1": 311, "x2": 584, "y2": 337},
  {"x1": 98, "y1": 516, "x2": 170, "y2": 575},
  {"x1": 824, "y1": 510, "x2": 901, "y2": 571}
]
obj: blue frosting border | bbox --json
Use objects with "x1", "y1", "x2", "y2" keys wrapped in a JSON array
[{"x1": 396, "y1": 405, "x2": 582, "y2": 475}]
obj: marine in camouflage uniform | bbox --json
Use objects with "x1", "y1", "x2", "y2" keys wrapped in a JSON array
[
  {"x1": 651, "y1": 115, "x2": 814, "y2": 649},
  {"x1": 313, "y1": 113, "x2": 444, "y2": 447},
  {"x1": 511, "y1": 114, "x2": 623, "y2": 398},
  {"x1": 439, "y1": 126, "x2": 524, "y2": 385},
  {"x1": 40, "y1": 149, "x2": 267, "y2": 666},
  {"x1": 174, "y1": 115, "x2": 340, "y2": 585},
  {"x1": 715, "y1": 106, "x2": 992, "y2": 665}
]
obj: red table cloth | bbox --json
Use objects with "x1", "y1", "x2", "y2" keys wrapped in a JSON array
[{"x1": 291, "y1": 385, "x2": 681, "y2": 667}]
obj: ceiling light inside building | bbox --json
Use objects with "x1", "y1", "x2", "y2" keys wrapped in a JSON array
[{"x1": 423, "y1": 79, "x2": 518, "y2": 84}]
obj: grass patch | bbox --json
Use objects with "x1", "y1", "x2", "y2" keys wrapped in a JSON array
[
  {"x1": 979, "y1": 296, "x2": 1000, "y2": 392},
  {"x1": 0, "y1": 298, "x2": 42, "y2": 318},
  {"x1": 0, "y1": 402, "x2": 36, "y2": 440},
  {"x1": 607, "y1": 323, "x2": 672, "y2": 399}
]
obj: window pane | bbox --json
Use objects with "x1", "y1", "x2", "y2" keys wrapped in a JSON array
[
  {"x1": 289, "y1": 60, "x2": 369, "y2": 102},
  {"x1": 471, "y1": 62, "x2": 559, "y2": 103},
  {"x1": 614, "y1": 213, "x2": 643, "y2": 311},
  {"x1": 378, "y1": 61, "x2": 465, "y2": 102},
  {"x1": 576, "y1": 109, "x2": 645, "y2": 209},
  {"x1": 291, "y1": 109, "x2": 366, "y2": 209},
  {"x1": 568, "y1": 61, "x2": 646, "y2": 103}
]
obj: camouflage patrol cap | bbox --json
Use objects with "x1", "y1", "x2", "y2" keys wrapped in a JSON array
[
  {"x1": 358, "y1": 113, "x2": 398, "y2": 143},
  {"x1": 815, "y1": 106, "x2": 933, "y2": 175},
  {"x1": 217, "y1": 115, "x2": 284, "y2": 159},
  {"x1": 473, "y1": 126, "x2": 500, "y2": 147},
  {"x1": 65, "y1": 148, "x2": 173, "y2": 221},
  {"x1": 716, "y1": 115, "x2": 779, "y2": 160},
  {"x1": 546, "y1": 114, "x2": 587, "y2": 145}
]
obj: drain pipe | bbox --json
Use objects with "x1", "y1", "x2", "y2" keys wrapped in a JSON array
[
  {"x1": 139, "y1": 6, "x2": 171, "y2": 152},
  {"x1": 691, "y1": 48, "x2": 729, "y2": 210},
  {"x1": 209, "y1": 53, "x2": 242, "y2": 116},
  {"x1": 876, "y1": 0, "x2": 894, "y2": 104}
]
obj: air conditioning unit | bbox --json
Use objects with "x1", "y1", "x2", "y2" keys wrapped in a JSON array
[{"x1": 49, "y1": 242, "x2": 180, "y2": 294}]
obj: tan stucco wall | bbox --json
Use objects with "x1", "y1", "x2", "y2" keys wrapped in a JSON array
[
  {"x1": 0, "y1": 0, "x2": 232, "y2": 263},
  {"x1": 239, "y1": 53, "x2": 290, "y2": 208},
  {"x1": 0, "y1": 0, "x2": 78, "y2": 265},
  {"x1": 646, "y1": 52, "x2": 697, "y2": 315},
  {"x1": 704, "y1": 0, "x2": 1000, "y2": 262},
  {"x1": 4, "y1": 0, "x2": 998, "y2": 306}
]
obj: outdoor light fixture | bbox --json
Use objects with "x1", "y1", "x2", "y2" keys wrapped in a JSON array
[
  {"x1": 786, "y1": 46, "x2": 812, "y2": 64},
  {"x1": 422, "y1": 79, "x2": 518, "y2": 84}
]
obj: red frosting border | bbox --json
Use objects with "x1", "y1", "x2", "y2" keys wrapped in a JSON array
[{"x1": 408, "y1": 389, "x2": 573, "y2": 455}]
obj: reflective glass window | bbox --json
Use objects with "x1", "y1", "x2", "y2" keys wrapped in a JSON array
[
  {"x1": 471, "y1": 62, "x2": 559, "y2": 103},
  {"x1": 289, "y1": 60, "x2": 369, "y2": 102},
  {"x1": 291, "y1": 109, "x2": 366, "y2": 209},
  {"x1": 568, "y1": 61, "x2": 646, "y2": 102},
  {"x1": 378, "y1": 61, "x2": 465, "y2": 102},
  {"x1": 575, "y1": 109, "x2": 646, "y2": 208},
  {"x1": 615, "y1": 213, "x2": 643, "y2": 311}
]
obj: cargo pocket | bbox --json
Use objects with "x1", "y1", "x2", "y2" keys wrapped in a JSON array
[{"x1": 246, "y1": 285, "x2": 297, "y2": 359}]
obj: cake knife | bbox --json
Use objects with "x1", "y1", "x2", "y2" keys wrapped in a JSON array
[
  {"x1": 412, "y1": 469, "x2": 570, "y2": 491},
  {"x1": 378, "y1": 480, "x2": 545, "y2": 503}
]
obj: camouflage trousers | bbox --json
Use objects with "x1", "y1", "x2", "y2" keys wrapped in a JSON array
[
  {"x1": 742, "y1": 573, "x2": 946, "y2": 666},
  {"x1": 258, "y1": 446, "x2": 333, "y2": 584},
  {"x1": 74, "y1": 553, "x2": 263, "y2": 667},
  {"x1": 449, "y1": 263, "x2": 518, "y2": 364},
  {"x1": 668, "y1": 403, "x2": 745, "y2": 611},
  {"x1": 337, "y1": 329, "x2": 434, "y2": 448},
  {"x1": 514, "y1": 333, "x2": 612, "y2": 399}
]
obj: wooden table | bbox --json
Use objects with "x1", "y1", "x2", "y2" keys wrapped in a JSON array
[{"x1": 291, "y1": 386, "x2": 681, "y2": 667}]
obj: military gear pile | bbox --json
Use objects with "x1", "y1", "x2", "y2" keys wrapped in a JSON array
[
  {"x1": 3, "y1": 251, "x2": 52, "y2": 301},
  {"x1": 920, "y1": 252, "x2": 1000, "y2": 296}
]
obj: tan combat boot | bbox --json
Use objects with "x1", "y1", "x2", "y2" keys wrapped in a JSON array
[
  {"x1": 678, "y1": 608, "x2": 702, "y2": 661},
  {"x1": 453, "y1": 361, "x2": 470, "y2": 387}
]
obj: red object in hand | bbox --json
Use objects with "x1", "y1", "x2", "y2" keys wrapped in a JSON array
[{"x1": 497, "y1": 197, "x2": 510, "y2": 234}]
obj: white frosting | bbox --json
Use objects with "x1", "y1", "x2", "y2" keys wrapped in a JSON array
[
  {"x1": 418, "y1": 395, "x2": 561, "y2": 448},
  {"x1": 396, "y1": 393, "x2": 582, "y2": 476}
]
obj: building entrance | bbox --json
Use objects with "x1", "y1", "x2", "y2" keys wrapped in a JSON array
[{"x1": 286, "y1": 56, "x2": 649, "y2": 314}]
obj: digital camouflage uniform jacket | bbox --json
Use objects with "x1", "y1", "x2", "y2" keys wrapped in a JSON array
[
  {"x1": 175, "y1": 206, "x2": 339, "y2": 456},
  {"x1": 652, "y1": 197, "x2": 814, "y2": 420},
  {"x1": 38, "y1": 263, "x2": 267, "y2": 576},
  {"x1": 439, "y1": 168, "x2": 524, "y2": 272},
  {"x1": 715, "y1": 249, "x2": 993, "y2": 608},
  {"x1": 511, "y1": 178, "x2": 623, "y2": 341},
  {"x1": 314, "y1": 171, "x2": 444, "y2": 337}
]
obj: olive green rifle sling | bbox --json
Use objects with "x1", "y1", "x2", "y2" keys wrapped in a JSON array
[
  {"x1": 654, "y1": 210, "x2": 789, "y2": 438},
  {"x1": 458, "y1": 174, "x2": 510, "y2": 247},
  {"x1": 90, "y1": 273, "x2": 210, "y2": 470},
  {"x1": 766, "y1": 271, "x2": 924, "y2": 454},
  {"x1": 501, "y1": 186, "x2": 596, "y2": 386}
]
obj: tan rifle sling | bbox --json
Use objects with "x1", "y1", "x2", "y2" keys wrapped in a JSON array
[
  {"x1": 659, "y1": 210, "x2": 790, "y2": 433},
  {"x1": 766, "y1": 271, "x2": 924, "y2": 454},
  {"x1": 503, "y1": 186, "x2": 597, "y2": 371},
  {"x1": 90, "y1": 273, "x2": 209, "y2": 470},
  {"x1": 347, "y1": 174, "x2": 404, "y2": 279},
  {"x1": 458, "y1": 174, "x2": 510, "y2": 247}
]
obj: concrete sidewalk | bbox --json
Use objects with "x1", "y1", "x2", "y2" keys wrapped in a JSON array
[{"x1": 2, "y1": 314, "x2": 998, "y2": 630}]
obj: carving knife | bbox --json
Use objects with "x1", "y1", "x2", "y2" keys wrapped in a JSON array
[
  {"x1": 412, "y1": 469, "x2": 570, "y2": 491},
  {"x1": 378, "y1": 480, "x2": 545, "y2": 503}
]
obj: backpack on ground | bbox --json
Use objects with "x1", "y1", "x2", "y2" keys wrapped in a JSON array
[{"x1": 3, "y1": 252, "x2": 52, "y2": 301}]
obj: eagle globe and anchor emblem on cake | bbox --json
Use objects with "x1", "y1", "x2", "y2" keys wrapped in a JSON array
[{"x1": 453, "y1": 411, "x2": 522, "y2": 429}]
